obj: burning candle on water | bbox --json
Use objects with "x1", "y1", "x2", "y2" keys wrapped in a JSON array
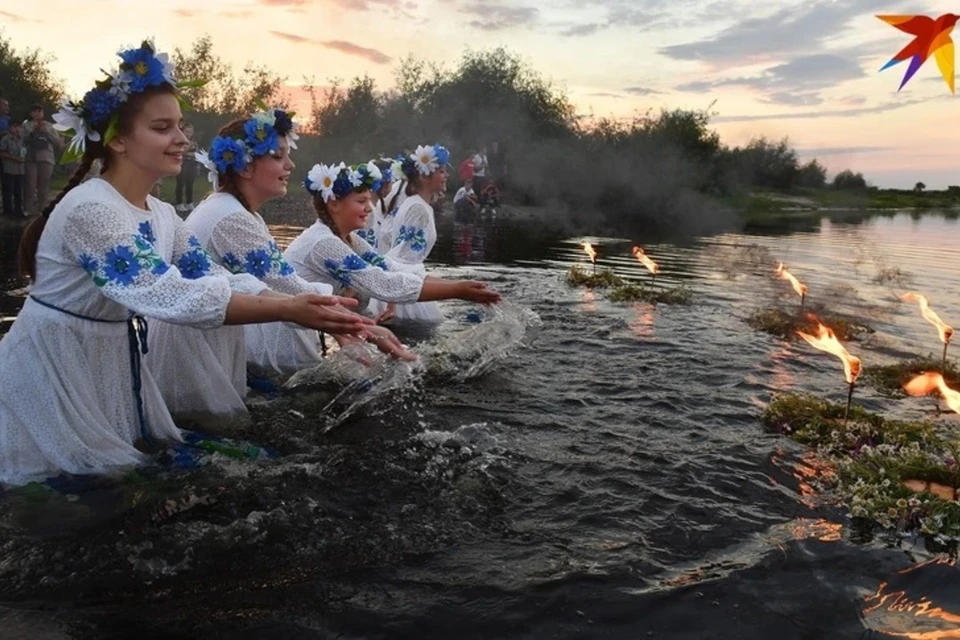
[
  {"x1": 582, "y1": 242, "x2": 598, "y2": 273},
  {"x1": 796, "y1": 320, "x2": 862, "y2": 424},
  {"x1": 902, "y1": 292, "x2": 954, "y2": 372},
  {"x1": 776, "y1": 262, "x2": 808, "y2": 312},
  {"x1": 903, "y1": 372, "x2": 960, "y2": 415},
  {"x1": 631, "y1": 245, "x2": 660, "y2": 285}
]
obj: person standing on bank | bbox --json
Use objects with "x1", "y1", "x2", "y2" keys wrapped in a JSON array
[
  {"x1": 175, "y1": 120, "x2": 198, "y2": 214},
  {"x1": 23, "y1": 104, "x2": 63, "y2": 216},
  {"x1": 0, "y1": 121, "x2": 26, "y2": 217}
]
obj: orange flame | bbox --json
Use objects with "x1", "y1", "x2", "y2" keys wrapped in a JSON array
[
  {"x1": 582, "y1": 242, "x2": 597, "y2": 264},
  {"x1": 903, "y1": 372, "x2": 960, "y2": 414},
  {"x1": 776, "y1": 262, "x2": 808, "y2": 298},
  {"x1": 631, "y1": 246, "x2": 660, "y2": 275},
  {"x1": 902, "y1": 292, "x2": 954, "y2": 344},
  {"x1": 796, "y1": 321, "x2": 862, "y2": 384}
]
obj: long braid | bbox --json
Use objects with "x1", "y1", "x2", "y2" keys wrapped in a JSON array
[
  {"x1": 312, "y1": 193, "x2": 343, "y2": 239},
  {"x1": 18, "y1": 152, "x2": 97, "y2": 279}
]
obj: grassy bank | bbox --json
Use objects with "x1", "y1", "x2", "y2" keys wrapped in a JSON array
[{"x1": 731, "y1": 187, "x2": 960, "y2": 216}]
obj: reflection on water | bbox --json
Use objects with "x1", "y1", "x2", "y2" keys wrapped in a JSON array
[
  {"x1": 2, "y1": 208, "x2": 960, "y2": 638},
  {"x1": 863, "y1": 557, "x2": 960, "y2": 639}
]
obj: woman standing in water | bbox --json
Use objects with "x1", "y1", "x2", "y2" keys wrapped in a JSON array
[
  {"x1": 246, "y1": 159, "x2": 502, "y2": 374},
  {"x1": 0, "y1": 41, "x2": 372, "y2": 486},
  {"x1": 149, "y1": 109, "x2": 412, "y2": 422},
  {"x1": 367, "y1": 144, "x2": 450, "y2": 325}
]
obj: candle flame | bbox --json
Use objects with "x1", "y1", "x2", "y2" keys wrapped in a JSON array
[
  {"x1": 631, "y1": 246, "x2": 660, "y2": 275},
  {"x1": 582, "y1": 242, "x2": 597, "y2": 264},
  {"x1": 902, "y1": 292, "x2": 954, "y2": 344},
  {"x1": 796, "y1": 321, "x2": 862, "y2": 384},
  {"x1": 903, "y1": 372, "x2": 960, "y2": 414},
  {"x1": 776, "y1": 262, "x2": 808, "y2": 298}
]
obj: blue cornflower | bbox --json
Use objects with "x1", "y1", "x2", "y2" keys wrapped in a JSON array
[
  {"x1": 137, "y1": 221, "x2": 156, "y2": 244},
  {"x1": 332, "y1": 173, "x2": 354, "y2": 199},
  {"x1": 245, "y1": 248, "x2": 271, "y2": 278},
  {"x1": 434, "y1": 145, "x2": 450, "y2": 166},
  {"x1": 210, "y1": 136, "x2": 248, "y2": 174},
  {"x1": 243, "y1": 119, "x2": 279, "y2": 157},
  {"x1": 278, "y1": 261, "x2": 295, "y2": 276},
  {"x1": 103, "y1": 245, "x2": 141, "y2": 285},
  {"x1": 119, "y1": 48, "x2": 166, "y2": 93},
  {"x1": 82, "y1": 88, "x2": 122, "y2": 126},
  {"x1": 188, "y1": 235, "x2": 201, "y2": 248},
  {"x1": 342, "y1": 254, "x2": 368, "y2": 271},
  {"x1": 323, "y1": 258, "x2": 351, "y2": 286},
  {"x1": 177, "y1": 249, "x2": 211, "y2": 279}
]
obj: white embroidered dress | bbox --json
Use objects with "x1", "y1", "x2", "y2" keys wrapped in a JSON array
[
  {"x1": 0, "y1": 179, "x2": 266, "y2": 487},
  {"x1": 359, "y1": 180, "x2": 407, "y2": 254},
  {"x1": 246, "y1": 220, "x2": 424, "y2": 374},
  {"x1": 367, "y1": 194, "x2": 443, "y2": 323},
  {"x1": 147, "y1": 192, "x2": 333, "y2": 418}
]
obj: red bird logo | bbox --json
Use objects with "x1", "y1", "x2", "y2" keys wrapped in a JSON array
[{"x1": 878, "y1": 13, "x2": 959, "y2": 93}]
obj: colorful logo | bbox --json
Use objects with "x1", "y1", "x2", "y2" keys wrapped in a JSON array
[{"x1": 878, "y1": 13, "x2": 959, "y2": 94}]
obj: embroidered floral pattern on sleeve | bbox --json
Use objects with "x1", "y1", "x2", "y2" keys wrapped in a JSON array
[
  {"x1": 361, "y1": 251, "x2": 388, "y2": 271},
  {"x1": 78, "y1": 233, "x2": 170, "y2": 287},
  {"x1": 221, "y1": 239, "x2": 295, "y2": 279},
  {"x1": 393, "y1": 225, "x2": 427, "y2": 254},
  {"x1": 323, "y1": 253, "x2": 370, "y2": 286},
  {"x1": 356, "y1": 228, "x2": 377, "y2": 246}
]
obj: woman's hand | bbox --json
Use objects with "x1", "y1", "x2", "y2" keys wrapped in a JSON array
[
  {"x1": 361, "y1": 325, "x2": 418, "y2": 361},
  {"x1": 456, "y1": 281, "x2": 502, "y2": 305},
  {"x1": 283, "y1": 293, "x2": 373, "y2": 335},
  {"x1": 376, "y1": 302, "x2": 397, "y2": 324}
]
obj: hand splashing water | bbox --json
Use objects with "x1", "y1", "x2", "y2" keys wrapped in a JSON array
[{"x1": 282, "y1": 301, "x2": 541, "y2": 430}]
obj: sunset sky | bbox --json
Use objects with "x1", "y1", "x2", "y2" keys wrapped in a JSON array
[{"x1": 2, "y1": 0, "x2": 957, "y2": 188}]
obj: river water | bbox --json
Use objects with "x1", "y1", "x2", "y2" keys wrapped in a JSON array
[{"x1": 0, "y1": 207, "x2": 958, "y2": 639}]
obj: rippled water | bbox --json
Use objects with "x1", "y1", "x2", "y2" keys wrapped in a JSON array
[{"x1": 1, "y1": 208, "x2": 960, "y2": 639}]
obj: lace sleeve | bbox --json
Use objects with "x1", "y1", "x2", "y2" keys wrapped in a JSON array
[
  {"x1": 208, "y1": 210, "x2": 333, "y2": 296},
  {"x1": 170, "y1": 212, "x2": 268, "y2": 296},
  {"x1": 63, "y1": 201, "x2": 232, "y2": 328},
  {"x1": 385, "y1": 202, "x2": 432, "y2": 264},
  {"x1": 350, "y1": 232, "x2": 425, "y2": 277},
  {"x1": 305, "y1": 234, "x2": 423, "y2": 302}
]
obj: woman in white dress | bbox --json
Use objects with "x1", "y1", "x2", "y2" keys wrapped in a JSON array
[
  {"x1": 0, "y1": 42, "x2": 373, "y2": 487},
  {"x1": 367, "y1": 144, "x2": 450, "y2": 324},
  {"x1": 357, "y1": 157, "x2": 401, "y2": 253},
  {"x1": 247, "y1": 160, "x2": 502, "y2": 375},
  {"x1": 147, "y1": 111, "x2": 412, "y2": 422}
]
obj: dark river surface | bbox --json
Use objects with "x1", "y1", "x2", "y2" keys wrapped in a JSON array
[{"x1": 0, "y1": 205, "x2": 959, "y2": 639}]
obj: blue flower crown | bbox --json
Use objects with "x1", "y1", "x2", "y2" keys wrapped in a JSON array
[
  {"x1": 370, "y1": 158, "x2": 398, "y2": 192},
  {"x1": 399, "y1": 144, "x2": 450, "y2": 179},
  {"x1": 196, "y1": 107, "x2": 300, "y2": 187},
  {"x1": 52, "y1": 40, "x2": 203, "y2": 164},
  {"x1": 304, "y1": 161, "x2": 384, "y2": 203}
]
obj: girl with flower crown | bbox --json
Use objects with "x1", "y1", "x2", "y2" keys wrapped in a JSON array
[
  {"x1": 367, "y1": 144, "x2": 450, "y2": 324},
  {"x1": 245, "y1": 160, "x2": 502, "y2": 374},
  {"x1": 147, "y1": 110, "x2": 413, "y2": 421},
  {"x1": 358, "y1": 157, "x2": 403, "y2": 255},
  {"x1": 0, "y1": 42, "x2": 374, "y2": 486}
]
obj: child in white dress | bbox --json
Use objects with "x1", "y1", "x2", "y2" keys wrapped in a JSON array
[
  {"x1": 368, "y1": 144, "x2": 451, "y2": 324},
  {"x1": 246, "y1": 160, "x2": 503, "y2": 375},
  {"x1": 0, "y1": 41, "x2": 373, "y2": 487},
  {"x1": 148, "y1": 111, "x2": 411, "y2": 422}
]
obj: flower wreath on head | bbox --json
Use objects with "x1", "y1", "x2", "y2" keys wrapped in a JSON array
[
  {"x1": 369, "y1": 158, "x2": 397, "y2": 193},
  {"x1": 195, "y1": 105, "x2": 300, "y2": 190},
  {"x1": 398, "y1": 144, "x2": 450, "y2": 180},
  {"x1": 304, "y1": 161, "x2": 383, "y2": 203},
  {"x1": 52, "y1": 40, "x2": 204, "y2": 164}
]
